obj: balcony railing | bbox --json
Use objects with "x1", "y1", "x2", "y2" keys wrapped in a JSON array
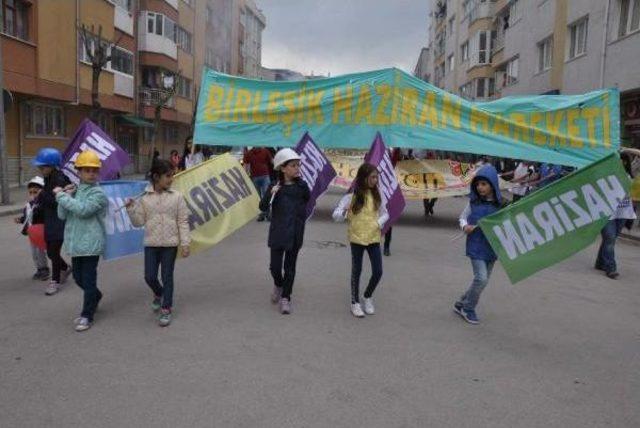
[{"x1": 139, "y1": 88, "x2": 175, "y2": 109}]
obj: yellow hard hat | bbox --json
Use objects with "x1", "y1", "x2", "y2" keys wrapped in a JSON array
[{"x1": 75, "y1": 150, "x2": 102, "y2": 168}]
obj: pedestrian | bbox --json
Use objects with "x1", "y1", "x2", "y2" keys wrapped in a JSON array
[
  {"x1": 383, "y1": 148, "x2": 401, "y2": 256},
  {"x1": 14, "y1": 176, "x2": 49, "y2": 281},
  {"x1": 55, "y1": 151, "x2": 108, "y2": 332},
  {"x1": 125, "y1": 159, "x2": 191, "y2": 327},
  {"x1": 260, "y1": 148, "x2": 309, "y2": 315},
  {"x1": 333, "y1": 163, "x2": 389, "y2": 318},
  {"x1": 454, "y1": 164, "x2": 504, "y2": 325},
  {"x1": 508, "y1": 160, "x2": 535, "y2": 202},
  {"x1": 244, "y1": 146, "x2": 274, "y2": 221},
  {"x1": 32, "y1": 148, "x2": 72, "y2": 296},
  {"x1": 169, "y1": 149, "x2": 181, "y2": 173}
]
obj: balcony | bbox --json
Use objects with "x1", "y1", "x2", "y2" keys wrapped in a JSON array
[
  {"x1": 468, "y1": 1, "x2": 492, "y2": 25},
  {"x1": 139, "y1": 88, "x2": 175, "y2": 109}
]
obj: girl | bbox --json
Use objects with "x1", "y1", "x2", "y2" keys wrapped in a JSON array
[
  {"x1": 15, "y1": 176, "x2": 49, "y2": 281},
  {"x1": 126, "y1": 160, "x2": 191, "y2": 327},
  {"x1": 259, "y1": 148, "x2": 309, "y2": 315},
  {"x1": 33, "y1": 148, "x2": 72, "y2": 296},
  {"x1": 55, "y1": 150, "x2": 108, "y2": 332},
  {"x1": 454, "y1": 164, "x2": 503, "y2": 325},
  {"x1": 333, "y1": 163, "x2": 389, "y2": 318}
]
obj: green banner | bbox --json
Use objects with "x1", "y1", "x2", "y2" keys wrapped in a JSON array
[
  {"x1": 479, "y1": 154, "x2": 631, "y2": 283},
  {"x1": 194, "y1": 68, "x2": 620, "y2": 167}
]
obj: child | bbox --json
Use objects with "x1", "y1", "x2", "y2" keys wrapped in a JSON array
[
  {"x1": 126, "y1": 159, "x2": 191, "y2": 327},
  {"x1": 259, "y1": 148, "x2": 309, "y2": 315},
  {"x1": 454, "y1": 164, "x2": 503, "y2": 325},
  {"x1": 55, "y1": 150, "x2": 108, "y2": 332},
  {"x1": 33, "y1": 148, "x2": 72, "y2": 295},
  {"x1": 15, "y1": 176, "x2": 49, "y2": 281},
  {"x1": 333, "y1": 163, "x2": 389, "y2": 318}
]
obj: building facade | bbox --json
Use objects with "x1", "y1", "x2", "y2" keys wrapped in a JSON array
[{"x1": 419, "y1": 0, "x2": 640, "y2": 147}]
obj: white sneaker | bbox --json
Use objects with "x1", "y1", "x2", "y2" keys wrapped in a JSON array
[
  {"x1": 363, "y1": 298, "x2": 375, "y2": 315},
  {"x1": 351, "y1": 303, "x2": 365, "y2": 318},
  {"x1": 74, "y1": 317, "x2": 91, "y2": 332},
  {"x1": 45, "y1": 281, "x2": 59, "y2": 296}
]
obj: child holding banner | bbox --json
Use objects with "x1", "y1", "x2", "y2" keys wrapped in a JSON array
[
  {"x1": 14, "y1": 177, "x2": 49, "y2": 281},
  {"x1": 260, "y1": 148, "x2": 309, "y2": 315},
  {"x1": 55, "y1": 151, "x2": 108, "y2": 332},
  {"x1": 126, "y1": 160, "x2": 191, "y2": 327},
  {"x1": 333, "y1": 164, "x2": 388, "y2": 318},
  {"x1": 454, "y1": 165, "x2": 503, "y2": 325}
]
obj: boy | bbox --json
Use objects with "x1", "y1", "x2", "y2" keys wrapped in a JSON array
[{"x1": 15, "y1": 177, "x2": 50, "y2": 280}]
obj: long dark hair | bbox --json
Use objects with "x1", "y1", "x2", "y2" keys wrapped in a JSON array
[
  {"x1": 149, "y1": 159, "x2": 174, "y2": 183},
  {"x1": 351, "y1": 163, "x2": 381, "y2": 215}
]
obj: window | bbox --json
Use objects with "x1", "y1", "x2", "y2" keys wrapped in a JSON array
[
  {"x1": 78, "y1": 34, "x2": 111, "y2": 66},
  {"x1": 509, "y1": 0, "x2": 521, "y2": 27},
  {"x1": 475, "y1": 77, "x2": 495, "y2": 99},
  {"x1": 568, "y1": 18, "x2": 588, "y2": 59},
  {"x1": 618, "y1": 0, "x2": 640, "y2": 38},
  {"x1": 448, "y1": 16, "x2": 455, "y2": 36},
  {"x1": 111, "y1": 47, "x2": 133, "y2": 75},
  {"x1": 448, "y1": 54, "x2": 455, "y2": 71},
  {"x1": 2, "y1": 0, "x2": 29, "y2": 40},
  {"x1": 459, "y1": 82, "x2": 473, "y2": 99},
  {"x1": 97, "y1": 113, "x2": 112, "y2": 136},
  {"x1": 470, "y1": 31, "x2": 490, "y2": 66},
  {"x1": 463, "y1": 0, "x2": 473, "y2": 19},
  {"x1": 537, "y1": 37, "x2": 553, "y2": 71},
  {"x1": 145, "y1": 11, "x2": 176, "y2": 42},
  {"x1": 24, "y1": 103, "x2": 65, "y2": 137},
  {"x1": 206, "y1": 5, "x2": 214, "y2": 25},
  {"x1": 163, "y1": 125, "x2": 178, "y2": 142},
  {"x1": 506, "y1": 57, "x2": 519, "y2": 86},
  {"x1": 461, "y1": 41, "x2": 469, "y2": 62},
  {"x1": 112, "y1": 0, "x2": 131, "y2": 11},
  {"x1": 177, "y1": 76, "x2": 192, "y2": 99},
  {"x1": 205, "y1": 48, "x2": 215, "y2": 67},
  {"x1": 176, "y1": 26, "x2": 192, "y2": 54}
]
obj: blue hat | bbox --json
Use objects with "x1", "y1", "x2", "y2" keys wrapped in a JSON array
[{"x1": 32, "y1": 148, "x2": 62, "y2": 167}]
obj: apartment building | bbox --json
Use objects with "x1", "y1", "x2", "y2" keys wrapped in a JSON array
[
  {"x1": 419, "y1": 0, "x2": 640, "y2": 147},
  {"x1": 240, "y1": 0, "x2": 265, "y2": 78}
]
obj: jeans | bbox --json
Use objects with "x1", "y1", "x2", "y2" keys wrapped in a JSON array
[
  {"x1": 270, "y1": 248, "x2": 300, "y2": 300},
  {"x1": 46, "y1": 240, "x2": 68, "y2": 282},
  {"x1": 72, "y1": 256, "x2": 101, "y2": 322},
  {"x1": 253, "y1": 175, "x2": 271, "y2": 217},
  {"x1": 31, "y1": 243, "x2": 49, "y2": 271},
  {"x1": 459, "y1": 258, "x2": 495, "y2": 311},
  {"x1": 144, "y1": 247, "x2": 178, "y2": 310},
  {"x1": 595, "y1": 219, "x2": 625, "y2": 274},
  {"x1": 350, "y1": 243, "x2": 383, "y2": 303}
]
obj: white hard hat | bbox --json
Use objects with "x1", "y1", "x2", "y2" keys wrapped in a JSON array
[
  {"x1": 28, "y1": 176, "x2": 45, "y2": 187},
  {"x1": 273, "y1": 148, "x2": 302, "y2": 170}
]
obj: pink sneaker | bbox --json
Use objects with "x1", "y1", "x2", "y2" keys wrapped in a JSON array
[{"x1": 279, "y1": 298, "x2": 291, "y2": 315}]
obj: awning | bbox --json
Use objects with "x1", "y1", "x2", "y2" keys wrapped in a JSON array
[{"x1": 116, "y1": 115, "x2": 154, "y2": 128}]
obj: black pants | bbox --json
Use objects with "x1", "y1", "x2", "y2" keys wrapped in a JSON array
[
  {"x1": 383, "y1": 228, "x2": 392, "y2": 251},
  {"x1": 144, "y1": 247, "x2": 178, "y2": 310},
  {"x1": 72, "y1": 256, "x2": 101, "y2": 322},
  {"x1": 270, "y1": 247, "x2": 300, "y2": 300},
  {"x1": 46, "y1": 240, "x2": 68, "y2": 283},
  {"x1": 350, "y1": 243, "x2": 383, "y2": 303},
  {"x1": 423, "y1": 198, "x2": 437, "y2": 215}
]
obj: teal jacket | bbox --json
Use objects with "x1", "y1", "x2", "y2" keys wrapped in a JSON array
[{"x1": 56, "y1": 183, "x2": 108, "y2": 257}]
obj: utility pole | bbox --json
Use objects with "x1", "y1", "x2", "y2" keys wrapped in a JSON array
[{"x1": 0, "y1": 39, "x2": 11, "y2": 204}]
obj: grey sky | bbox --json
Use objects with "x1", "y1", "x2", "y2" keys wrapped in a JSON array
[{"x1": 257, "y1": 0, "x2": 429, "y2": 77}]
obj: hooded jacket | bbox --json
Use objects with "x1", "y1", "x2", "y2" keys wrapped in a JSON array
[{"x1": 464, "y1": 165, "x2": 502, "y2": 262}]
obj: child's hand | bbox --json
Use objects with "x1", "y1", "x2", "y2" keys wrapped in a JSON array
[
  {"x1": 64, "y1": 184, "x2": 76, "y2": 195},
  {"x1": 270, "y1": 184, "x2": 281, "y2": 195},
  {"x1": 181, "y1": 246, "x2": 190, "y2": 258},
  {"x1": 53, "y1": 187, "x2": 63, "y2": 195},
  {"x1": 463, "y1": 225, "x2": 476, "y2": 234},
  {"x1": 14, "y1": 217, "x2": 21, "y2": 224}
]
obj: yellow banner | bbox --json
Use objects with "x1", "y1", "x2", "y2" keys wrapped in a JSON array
[
  {"x1": 329, "y1": 155, "x2": 514, "y2": 199},
  {"x1": 173, "y1": 153, "x2": 260, "y2": 255}
]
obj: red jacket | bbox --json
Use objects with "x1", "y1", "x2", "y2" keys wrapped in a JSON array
[{"x1": 243, "y1": 148, "x2": 273, "y2": 178}]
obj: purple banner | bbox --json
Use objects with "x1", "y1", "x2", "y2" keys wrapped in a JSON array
[
  {"x1": 61, "y1": 119, "x2": 131, "y2": 184},
  {"x1": 363, "y1": 132, "x2": 406, "y2": 233},
  {"x1": 294, "y1": 132, "x2": 337, "y2": 219}
]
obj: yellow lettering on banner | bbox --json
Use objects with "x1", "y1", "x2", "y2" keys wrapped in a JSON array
[
  {"x1": 266, "y1": 91, "x2": 282, "y2": 123},
  {"x1": 492, "y1": 117, "x2": 511, "y2": 138},
  {"x1": 566, "y1": 109, "x2": 583, "y2": 148},
  {"x1": 417, "y1": 92, "x2": 439, "y2": 128},
  {"x1": 296, "y1": 87, "x2": 307, "y2": 123},
  {"x1": 469, "y1": 107, "x2": 489, "y2": 133},
  {"x1": 306, "y1": 90, "x2": 325, "y2": 124},
  {"x1": 374, "y1": 85, "x2": 391, "y2": 125},
  {"x1": 400, "y1": 88, "x2": 419, "y2": 126},
  {"x1": 603, "y1": 106, "x2": 611, "y2": 147},
  {"x1": 224, "y1": 86, "x2": 235, "y2": 121},
  {"x1": 509, "y1": 113, "x2": 529, "y2": 142},
  {"x1": 441, "y1": 95, "x2": 461, "y2": 129},
  {"x1": 332, "y1": 86, "x2": 353, "y2": 124},
  {"x1": 546, "y1": 111, "x2": 566, "y2": 147},
  {"x1": 204, "y1": 86, "x2": 225, "y2": 122},
  {"x1": 252, "y1": 91, "x2": 265, "y2": 123},
  {"x1": 353, "y1": 85, "x2": 373, "y2": 124},
  {"x1": 530, "y1": 112, "x2": 547, "y2": 146},
  {"x1": 281, "y1": 91, "x2": 297, "y2": 126},
  {"x1": 581, "y1": 107, "x2": 600, "y2": 147},
  {"x1": 234, "y1": 89, "x2": 253, "y2": 122}
]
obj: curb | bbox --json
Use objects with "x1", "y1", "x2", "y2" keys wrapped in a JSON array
[{"x1": 0, "y1": 207, "x2": 24, "y2": 218}]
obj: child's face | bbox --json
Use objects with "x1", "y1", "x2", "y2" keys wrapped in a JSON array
[
  {"x1": 79, "y1": 167, "x2": 100, "y2": 184},
  {"x1": 38, "y1": 166, "x2": 53, "y2": 177},
  {"x1": 476, "y1": 179, "x2": 493, "y2": 197},
  {"x1": 366, "y1": 170, "x2": 379, "y2": 189},
  {"x1": 156, "y1": 172, "x2": 174, "y2": 190},
  {"x1": 27, "y1": 186, "x2": 42, "y2": 201},
  {"x1": 282, "y1": 160, "x2": 301, "y2": 180}
]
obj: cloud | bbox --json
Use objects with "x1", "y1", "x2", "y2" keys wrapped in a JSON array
[{"x1": 257, "y1": 0, "x2": 428, "y2": 77}]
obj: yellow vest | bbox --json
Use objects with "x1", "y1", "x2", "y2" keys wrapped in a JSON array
[{"x1": 348, "y1": 192, "x2": 381, "y2": 245}]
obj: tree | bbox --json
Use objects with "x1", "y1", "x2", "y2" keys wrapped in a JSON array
[
  {"x1": 79, "y1": 24, "x2": 123, "y2": 122},
  {"x1": 149, "y1": 72, "x2": 181, "y2": 161}
]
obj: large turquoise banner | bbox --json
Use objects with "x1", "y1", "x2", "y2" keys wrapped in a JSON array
[{"x1": 194, "y1": 68, "x2": 619, "y2": 167}]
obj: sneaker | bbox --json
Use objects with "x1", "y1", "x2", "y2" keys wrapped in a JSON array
[
  {"x1": 279, "y1": 298, "x2": 292, "y2": 315},
  {"x1": 60, "y1": 267, "x2": 71, "y2": 284},
  {"x1": 74, "y1": 317, "x2": 92, "y2": 332},
  {"x1": 45, "y1": 281, "x2": 59, "y2": 296},
  {"x1": 460, "y1": 308, "x2": 479, "y2": 325},
  {"x1": 257, "y1": 214, "x2": 266, "y2": 222},
  {"x1": 38, "y1": 269, "x2": 51, "y2": 281},
  {"x1": 606, "y1": 271, "x2": 620, "y2": 279},
  {"x1": 351, "y1": 303, "x2": 365, "y2": 318},
  {"x1": 158, "y1": 309, "x2": 172, "y2": 327},
  {"x1": 363, "y1": 297, "x2": 375, "y2": 315},
  {"x1": 453, "y1": 301, "x2": 464, "y2": 316},
  {"x1": 383, "y1": 248, "x2": 390, "y2": 257},
  {"x1": 151, "y1": 296, "x2": 162, "y2": 312},
  {"x1": 270, "y1": 286, "x2": 282, "y2": 304}
]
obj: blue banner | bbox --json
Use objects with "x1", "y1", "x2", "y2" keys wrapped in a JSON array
[{"x1": 102, "y1": 181, "x2": 147, "y2": 261}]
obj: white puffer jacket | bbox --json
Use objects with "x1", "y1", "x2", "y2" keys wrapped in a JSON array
[{"x1": 126, "y1": 185, "x2": 191, "y2": 248}]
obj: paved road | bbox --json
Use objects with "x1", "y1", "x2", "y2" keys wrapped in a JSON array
[{"x1": 0, "y1": 191, "x2": 638, "y2": 428}]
